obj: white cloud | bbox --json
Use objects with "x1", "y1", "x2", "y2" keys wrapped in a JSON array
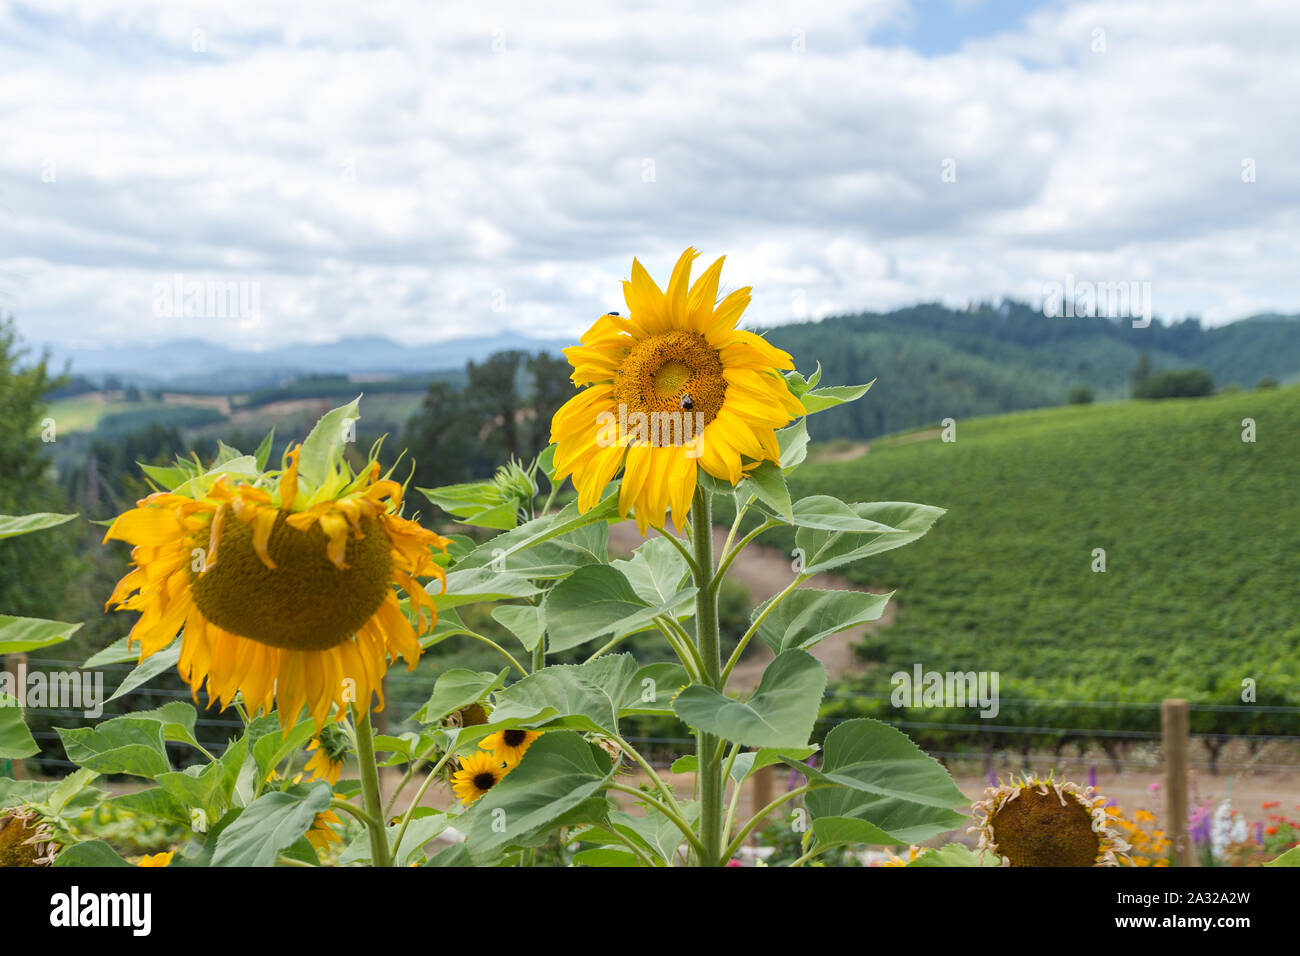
[{"x1": 1, "y1": 0, "x2": 1297, "y2": 352}]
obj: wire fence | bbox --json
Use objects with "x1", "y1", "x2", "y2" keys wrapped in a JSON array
[{"x1": 8, "y1": 656, "x2": 1300, "y2": 776}]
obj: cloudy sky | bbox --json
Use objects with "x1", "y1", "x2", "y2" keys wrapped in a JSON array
[{"x1": 2, "y1": 0, "x2": 1298, "y2": 351}]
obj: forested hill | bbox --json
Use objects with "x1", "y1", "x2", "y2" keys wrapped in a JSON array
[{"x1": 762, "y1": 301, "x2": 1300, "y2": 441}]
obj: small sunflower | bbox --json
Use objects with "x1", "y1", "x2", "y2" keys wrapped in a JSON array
[
  {"x1": 306, "y1": 807, "x2": 343, "y2": 855},
  {"x1": 451, "y1": 750, "x2": 507, "y2": 806},
  {"x1": 480, "y1": 728, "x2": 541, "y2": 766},
  {"x1": 0, "y1": 806, "x2": 58, "y2": 867},
  {"x1": 881, "y1": 845, "x2": 931, "y2": 867},
  {"x1": 551, "y1": 247, "x2": 805, "y2": 532},
  {"x1": 137, "y1": 851, "x2": 174, "y2": 867},
  {"x1": 970, "y1": 774, "x2": 1130, "y2": 867},
  {"x1": 104, "y1": 433, "x2": 450, "y2": 730},
  {"x1": 304, "y1": 723, "x2": 350, "y2": 786}
]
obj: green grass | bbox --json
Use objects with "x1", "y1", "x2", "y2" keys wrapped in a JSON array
[{"x1": 785, "y1": 386, "x2": 1300, "y2": 710}]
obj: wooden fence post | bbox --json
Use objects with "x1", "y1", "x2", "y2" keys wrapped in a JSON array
[
  {"x1": 1162, "y1": 698, "x2": 1191, "y2": 866},
  {"x1": 749, "y1": 763, "x2": 774, "y2": 841}
]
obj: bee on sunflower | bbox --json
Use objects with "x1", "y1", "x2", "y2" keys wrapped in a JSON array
[
  {"x1": 970, "y1": 773, "x2": 1130, "y2": 866},
  {"x1": 103, "y1": 415, "x2": 451, "y2": 731},
  {"x1": 551, "y1": 247, "x2": 805, "y2": 532}
]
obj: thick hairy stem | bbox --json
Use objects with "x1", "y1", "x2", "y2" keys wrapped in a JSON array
[{"x1": 691, "y1": 485, "x2": 724, "y2": 866}]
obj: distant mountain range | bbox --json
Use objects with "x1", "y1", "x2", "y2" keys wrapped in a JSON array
[
  {"x1": 46, "y1": 332, "x2": 571, "y2": 390},
  {"x1": 41, "y1": 304, "x2": 1300, "y2": 439}
]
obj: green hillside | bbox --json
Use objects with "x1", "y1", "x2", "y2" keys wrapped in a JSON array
[
  {"x1": 765, "y1": 302, "x2": 1300, "y2": 441},
  {"x1": 781, "y1": 386, "x2": 1300, "y2": 723}
]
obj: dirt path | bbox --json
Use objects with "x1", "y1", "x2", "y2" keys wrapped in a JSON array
[{"x1": 606, "y1": 520, "x2": 890, "y2": 692}]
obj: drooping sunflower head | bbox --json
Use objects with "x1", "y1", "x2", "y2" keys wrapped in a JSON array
[
  {"x1": 0, "y1": 806, "x2": 58, "y2": 867},
  {"x1": 970, "y1": 774, "x2": 1130, "y2": 867},
  {"x1": 304, "y1": 722, "x2": 351, "y2": 786},
  {"x1": 480, "y1": 728, "x2": 541, "y2": 767},
  {"x1": 551, "y1": 248, "x2": 805, "y2": 533},
  {"x1": 104, "y1": 408, "x2": 451, "y2": 730},
  {"x1": 451, "y1": 749, "x2": 507, "y2": 806}
]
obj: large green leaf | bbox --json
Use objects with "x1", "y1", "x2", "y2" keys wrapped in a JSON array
[
  {"x1": 543, "y1": 565, "x2": 692, "y2": 653},
  {"x1": 0, "y1": 614, "x2": 82, "y2": 654},
  {"x1": 800, "y1": 719, "x2": 967, "y2": 844},
  {"x1": 418, "y1": 481, "x2": 518, "y2": 530},
  {"x1": 413, "y1": 668, "x2": 510, "y2": 724},
  {"x1": 0, "y1": 693, "x2": 38, "y2": 759},
  {"x1": 211, "y1": 783, "x2": 332, "y2": 867},
  {"x1": 791, "y1": 495, "x2": 905, "y2": 533},
  {"x1": 0, "y1": 512, "x2": 77, "y2": 539},
  {"x1": 82, "y1": 636, "x2": 137, "y2": 668},
  {"x1": 51, "y1": 840, "x2": 132, "y2": 867},
  {"x1": 499, "y1": 524, "x2": 609, "y2": 579},
  {"x1": 455, "y1": 493, "x2": 620, "y2": 574},
  {"x1": 620, "y1": 662, "x2": 690, "y2": 717},
  {"x1": 58, "y1": 716, "x2": 171, "y2": 777},
  {"x1": 487, "y1": 654, "x2": 640, "y2": 736},
  {"x1": 491, "y1": 604, "x2": 545, "y2": 654},
  {"x1": 611, "y1": 536, "x2": 690, "y2": 605},
  {"x1": 460, "y1": 731, "x2": 614, "y2": 859},
  {"x1": 777, "y1": 419, "x2": 810, "y2": 471},
  {"x1": 672, "y1": 649, "x2": 826, "y2": 748},
  {"x1": 753, "y1": 588, "x2": 893, "y2": 653},
  {"x1": 796, "y1": 501, "x2": 944, "y2": 574},
  {"x1": 435, "y1": 567, "x2": 541, "y2": 609},
  {"x1": 1266, "y1": 845, "x2": 1300, "y2": 867}
]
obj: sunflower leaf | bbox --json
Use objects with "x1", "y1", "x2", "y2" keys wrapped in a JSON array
[
  {"x1": 0, "y1": 614, "x2": 82, "y2": 654},
  {"x1": 800, "y1": 379, "x2": 874, "y2": 415},
  {"x1": 752, "y1": 588, "x2": 893, "y2": 654},
  {"x1": 211, "y1": 782, "x2": 332, "y2": 867},
  {"x1": 0, "y1": 512, "x2": 77, "y2": 539},
  {"x1": 413, "y1": 667, "x2": 510, "y2": 724},
  {"x1": 738, "y1": 459, "x2": 793, "y2": 523},
  {"x1": 671, "y1": 649, "x2": 826, "y2": 748},
  {"x1": 296, "y1": 395, "x2": 362, "y2": 489},
  {"x1": 542, "y1": 564, "x2": 692, "y2": 653},
  {"x1": 795, "y1": 501, "x2": 944, "y2": 575},
  {"x1": 0, "y1": 693, "x2": 38, "y2": 759},
  {"x1": 459, "y1": 731, "x2": 614, "y2": 860}
]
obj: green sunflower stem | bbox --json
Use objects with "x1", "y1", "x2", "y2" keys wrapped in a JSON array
[
  {"x1": 353, "y1": 707, "x2": 392, "y2": 868},
  {"x1": 690, "y1": 484, "x2": 725, "y2": 867}
]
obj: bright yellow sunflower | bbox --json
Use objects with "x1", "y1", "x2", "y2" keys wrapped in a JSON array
[
  {"x1": 137, "y1": 851, "x2": 174, "y2": 867},
  {"x1": 451, "y1": 750, "x2": 507, "y2": 806},
  {"x1": 551, "y1": 247, "x2": 805, "y2": 532},
  {"x1": 104, "y1": 436, "x2": 450, "y2": 730},
  {"x1": 480, "y1": 728, "x2": 541, "y2": 767},
  {"x1": 970, "y1": 774, "x2": 1130, "y2": 867}
]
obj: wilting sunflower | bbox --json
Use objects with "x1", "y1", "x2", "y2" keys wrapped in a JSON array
[
  {"x1": 0, "y1": 806, "x2": 58, "y2": 867},
  {"x1": 480, "y1": 728, "x2": 541, "y2": 766},
  {"x1": 137, "y1": 851, "x2": 174, "y2": 868},
  {"x1": 104, "y1": 435, "x2": 450, "y2": 730},
  {"x1": 551, "y1": 247, "x2": 805, "y2": 532},
  {"x1": 970, "y1": 774, "x2": 1130, "y2": 867},
  {"x1": 451, "y1": 750, "x2": 507, "y2": 806}
]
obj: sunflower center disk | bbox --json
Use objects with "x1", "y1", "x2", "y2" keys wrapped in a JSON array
[
  {"x1": 612, "y1": 330, "x2": 726, "y2": 446},
  {"x1": 989, "y1": 790, "x2": 1102, "y2": 867},
  {"x1": 190, "y1": 511, "x2": 393, "y2": 652}
]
